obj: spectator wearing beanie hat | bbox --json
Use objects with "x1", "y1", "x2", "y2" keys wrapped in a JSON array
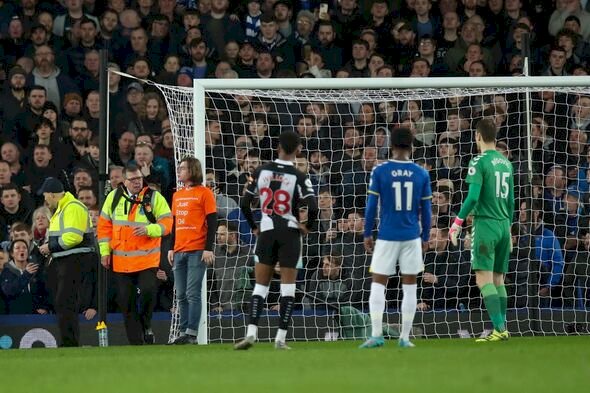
[
  {"x1": 42, "y1": 101, "x2": 69, "y2": 140},
  {"x1": 0, "y1": 67, "x2": 28, "y2": 137}
]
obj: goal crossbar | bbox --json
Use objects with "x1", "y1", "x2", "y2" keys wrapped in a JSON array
[{"x1": 194, "y1": 76, "x2": 590, "y2": 90}]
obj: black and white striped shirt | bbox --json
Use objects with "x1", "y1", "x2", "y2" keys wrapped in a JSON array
[{"x1": 242, "y1": 159, "x2": 317, "y2": 232}]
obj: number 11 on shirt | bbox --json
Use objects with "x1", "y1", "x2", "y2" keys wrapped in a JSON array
[{"x1": 361, "y1": 137, "x2": 433, "y2": 349}]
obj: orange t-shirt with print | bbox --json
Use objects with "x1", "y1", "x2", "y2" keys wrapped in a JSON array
[{"x1": 172, "y1": 185, "x2": 217, "y2": 252}]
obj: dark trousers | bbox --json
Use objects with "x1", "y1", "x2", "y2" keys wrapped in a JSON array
[
  {"x1": 115, "y1": 268, "x2": 158, "y2": 345},
  {"x1": 53, "y1": 253, "x2": 87, "y2": 347}
]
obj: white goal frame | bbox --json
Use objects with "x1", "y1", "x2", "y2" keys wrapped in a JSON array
[{"x1": 189, "y1": 75, "x2": 590, "y2": 344}]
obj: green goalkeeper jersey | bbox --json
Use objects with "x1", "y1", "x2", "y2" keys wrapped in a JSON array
[{"x1": 465, "y1": 150, "x2": 514, "y2": 221}]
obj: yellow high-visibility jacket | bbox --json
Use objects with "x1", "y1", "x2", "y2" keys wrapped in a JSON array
[{"x1": 48, "y1": 192, "x2": 95, "y2": 258}]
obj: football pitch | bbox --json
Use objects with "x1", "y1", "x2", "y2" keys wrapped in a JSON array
[{"x1": 1, "y1": 336, "x2": 588, "y2": 393}]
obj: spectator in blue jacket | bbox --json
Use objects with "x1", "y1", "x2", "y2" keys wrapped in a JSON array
[{"x1": 518, "y1": 201, "x2": 565, "y2": 307}]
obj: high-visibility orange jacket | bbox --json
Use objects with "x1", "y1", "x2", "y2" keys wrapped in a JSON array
[{"x1": 97, "y1": 186, "x2": 172, "y2": 273}]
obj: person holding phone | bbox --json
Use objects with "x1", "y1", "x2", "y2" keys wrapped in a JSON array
[
  {"x1": 319, "y1": 3, "x2": 329, "y2": 20},
  {"x1": 0, "y1": 239, "x2": 48, "y2": 314}
]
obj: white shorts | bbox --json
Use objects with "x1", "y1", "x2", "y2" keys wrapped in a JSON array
[{"x1": 370, "y1": 238, "x2": 424, "y2": 276}]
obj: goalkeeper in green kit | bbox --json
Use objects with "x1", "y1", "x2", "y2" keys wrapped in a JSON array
[{"x1": 449, "y1": 118, "x2": 514, "y2": 342}]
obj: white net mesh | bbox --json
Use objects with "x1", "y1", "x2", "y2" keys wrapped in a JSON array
[{"x1": 137, "y1": 76, "x2": 590, "y2": 342}]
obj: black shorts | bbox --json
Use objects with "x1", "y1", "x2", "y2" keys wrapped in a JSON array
[{"x1": 255, "y1": 228, "x2": 301, "y2": 268}]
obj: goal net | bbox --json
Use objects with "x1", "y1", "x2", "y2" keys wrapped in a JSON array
[{"x1": 140, "y1": 76, "x2": 590, "y2": 342}]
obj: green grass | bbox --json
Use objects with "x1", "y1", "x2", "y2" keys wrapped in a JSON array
[{"x1": 1, "y1": 337, "x2": 588, "y2": 393}]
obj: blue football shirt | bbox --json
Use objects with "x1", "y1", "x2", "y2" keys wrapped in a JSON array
[{"x1": 364, "y1": 160, "x2": 433, "y2": 241}]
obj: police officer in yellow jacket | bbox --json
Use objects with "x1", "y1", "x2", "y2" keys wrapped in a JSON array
[{"x1": 38, "y1": 178, "x2": 95, "y2": 347}]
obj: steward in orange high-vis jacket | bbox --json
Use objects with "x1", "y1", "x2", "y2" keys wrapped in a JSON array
[{"x1": 97, "y1": 164, "x2": 172, "y2": 345}]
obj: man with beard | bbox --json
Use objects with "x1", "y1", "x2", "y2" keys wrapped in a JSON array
[
  {"x1": 62, "y1": 117, "x2": 90, "y2": 172},
  {"x1": 24, "y1": 23, "x2": 50, "y2": 58},
  {"x1": 26, "y1": 45, "x2": 79, "y2": 111},
  {"x1": 315, "y1": 21, "x2": 343, "y2": 75},
  {"x1": 225, "y1": 148, "x2": 261, "y2": 203},
  {"x1": 183, "y1": 37, "x2": 216, "y2": 79},
  {"x1": 0, "y1": 67, "x2": 27, "y2": 141},
  {"x1": 308, "y1": 149, "x2": 330, "y2": 191},
  {"x1": 11, "y1": 85, "x2": 46, "y2": 150}
]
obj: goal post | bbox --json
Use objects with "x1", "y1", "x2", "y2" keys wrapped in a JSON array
[
  {"x1": 123, "y1": 72, "x2": 590, "y2": 343},
  {"x1": 193, "y1": 79, "x2": 208, "y2": 345}
]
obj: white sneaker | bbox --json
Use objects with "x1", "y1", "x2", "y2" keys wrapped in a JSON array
[
  {"x1": 398, "y1": 338, "x2": 416, "y2": 348},
  {"x1": 274, "y1": 341, "x2": 292, "y2": 350},
  {"x1": 234, "y1": 336, "x2": 255, "y2": 350}
]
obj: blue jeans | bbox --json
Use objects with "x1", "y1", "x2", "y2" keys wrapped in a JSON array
[{"x1": 173, "y1": 251, "x2": 206, "y2": 336}]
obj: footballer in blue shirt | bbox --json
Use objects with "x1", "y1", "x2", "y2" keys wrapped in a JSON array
[{"x1": 360, "y1": 127, "x2": 432, "y2": 349}]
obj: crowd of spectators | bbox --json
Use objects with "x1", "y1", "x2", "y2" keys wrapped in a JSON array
[{"x1": 1, "y1": 0, "x2": 590, "y2": 319}]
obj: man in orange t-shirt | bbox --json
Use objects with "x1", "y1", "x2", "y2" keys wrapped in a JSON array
[{"x1": 168, "y1": 157, "x2": 217, "y2": 344}]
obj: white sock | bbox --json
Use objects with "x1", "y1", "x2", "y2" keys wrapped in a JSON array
[
  {"x1": 275, "y1": 328, "x2": 287, "y2": 343},
  {"x1": 279, "y1": 283, "x2": 296, "y2": 297},
  {"x1": 246, "y1": 324, "x2": 258, "y2": 339},
  {"x1": 247, "y1": 284, "x2": 269, "y2": 339},
  {"x1": 401, "y1": 284, "x2": 417, "y2": 341},
  {"x1": 275, "y1": 283, "x2": 296, "y2": 343},
  {"x1": 369, "y1": 282, "x2": 386, "y2": 338},
  {"x1": 252, "y1": 284, "x2": 269, "y2": 298}
]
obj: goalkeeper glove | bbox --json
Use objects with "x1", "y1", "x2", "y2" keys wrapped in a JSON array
[{"x1": 449, "y1": 217, "x2": 464, "y2": 247}]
